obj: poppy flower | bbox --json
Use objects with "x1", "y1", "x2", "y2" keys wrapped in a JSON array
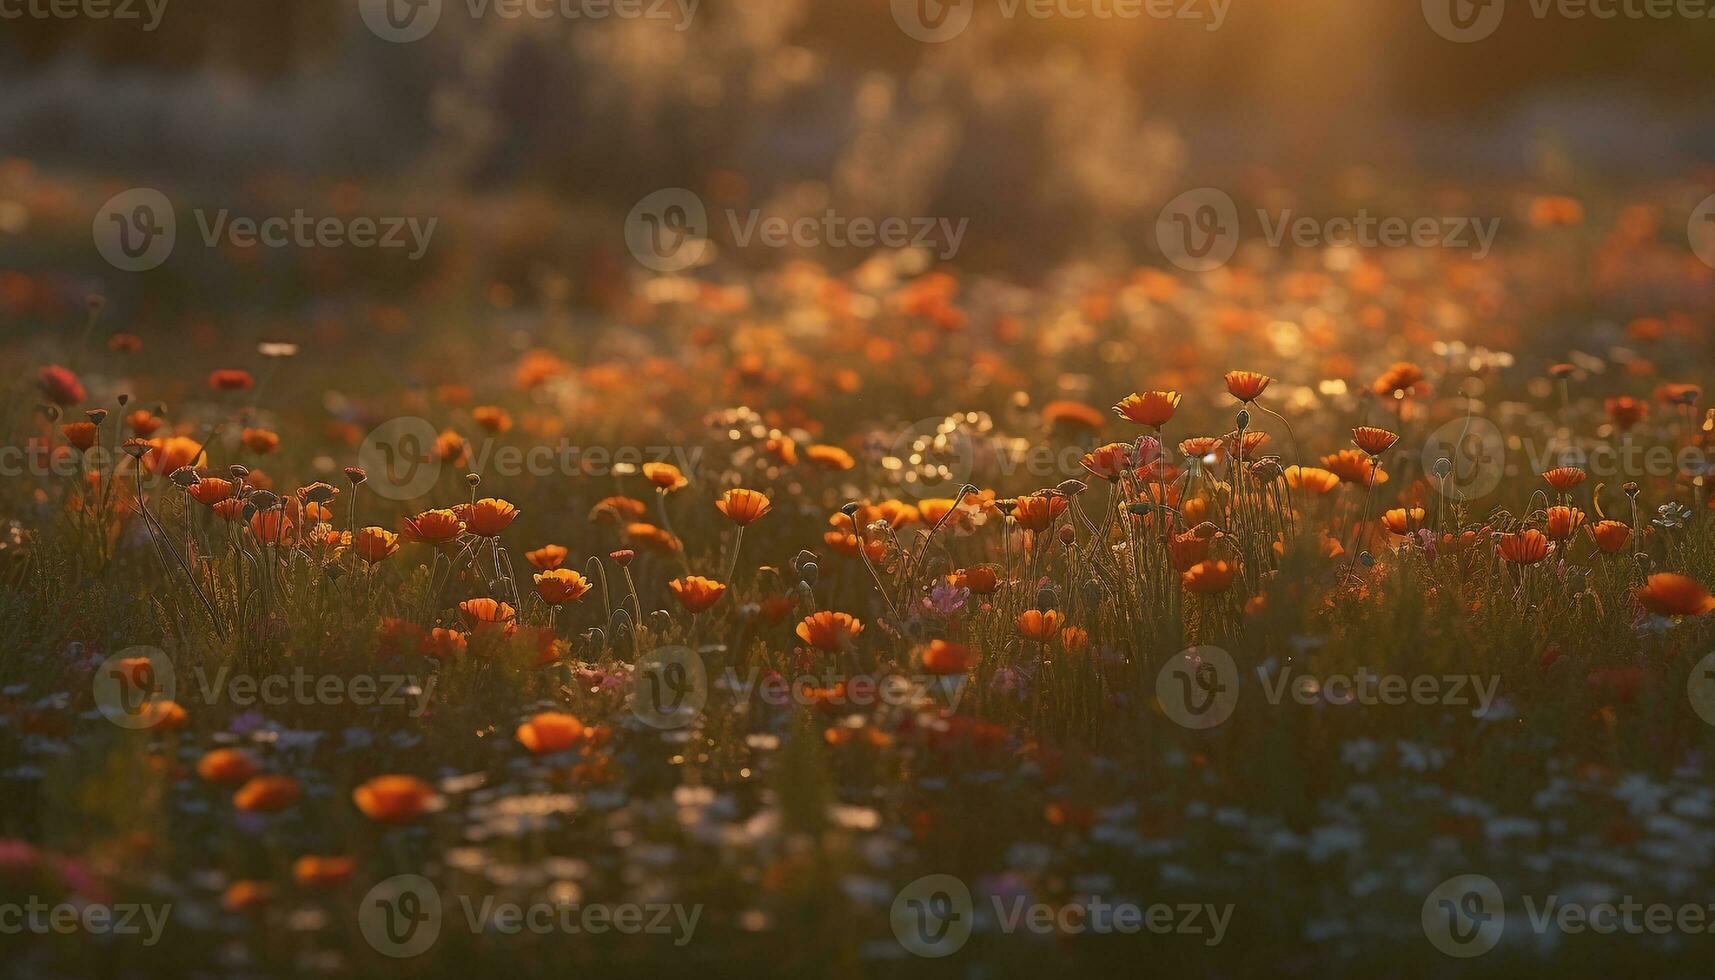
[
  {"x1": 249, "y1": 510, "x2": 295, "y2": 547},
  {"x1": 1381, "y1": 507, "x2": 1426, "y2": 535},
  {"x1": 716, "y1": 488, "x2": 772, "y2": 525},
  {"x1": 1180, "y1": 436, "x2": 1225, "y2": 463},
  {"x1": 642, "y1": 461, "x2": 688, "y2": 491},
  {"x1": 1542, "y1": 467, "x2": 1587, "y2": 492},
  {"x1": 223, "y1": 882, "x2": 274, "y2": 912},
  {"x1": 211, "y1": 498, "x2": 245, "y2": 522},
  {"x1": 1370, "y1": 362, "x2": 1424, "y2": 398},
  {"x1": 1351, "y1": 426, "x2": 1399, "y2": 456},
  {"x1": 525, "y1": 544, "x2": 568, "y2": 570},
  {"x1": 420, "y1": 628, "x2": 468, "y2": 660},
  {"x1": 61, "y1": 422, "x2": 98, "y2": 451},
  {"x1": 1060, "y1": 626, "x2": 1089, "y2": 652},
  {"x1": 234, "y1": 775, "x2": 301, "y2": 813},
  {"x1": 1226, "y1": 430, "x2": 1270, "y2": 458},
  {"x1": 669, "y1": 575, "x2": 727, "y2": 613},
  {"x1": 1320, "y1": 449, "x2": 1388, "y2": 486},
  {"x1": 516, "y1": 712, "x2": 585, "y2": 754},
  {"x1": 1168, "y1": 530, "x2": 1212, "y2": 571},
  {"x1": 625, "y1": 522, "x2": 682, "y2": 553},
  {"x1": 590, "y1": 496, "x2": 647, "y2": 523},
  {"x1": 954, "y1": 565, "x2": 999, "y2": 595},
  {"x1": 797, "y1": 611, "x2": 863, "y2": 651},
  {"x1": 126, "y1": 410, "x2": 162, "y2": 436},
  {"x1": 240, "y1": 428, "x2": 279, "y2": 454},
  {"x1": 1587, "y1": 520, "x2": 1632, "y2": 554},
  {"x1": 764, "y1": 435, "x2": 798, "y2": 466},
  {"x1": 805, "y1": 444, "x2": 856, "y2": 471},
  {"x1": 535, "y1": 569, "x2": 593, "y2": 606},
  {"x1": 1636, "y1": 573, "x2": 1715, "y2": 616},
  {"x1": 353, "y1": 526, "x2": 399, "y2": 563},
  {"x1": 436, "y1": 429, "x2": 468, "y2": 466},
  {"x1": 1498, "y1": 529, "x2": 1549, "y2": 564},
  {"x1": 208, "y1": 369, "x2": 254, "y2": 391},
  {"x1": 1113, "y1": 390, "x2": 1181, "y2": 428},
  {"x1": 1225, "y1": 371, "x2": 1273, "y2": 402},
  {"x1": 401, "y1": 508, "x2": 465, "y2": 545},
  {"x1": 918, "y1": 498, "x2": 974, "y2": 528},
  {"x1": 459, "y1": 598, "x2": 516, "y2": 629},
  {"x1": 1284, "y1": 465, "x2": 1341, "y2": 495},
  {"x1": 292, "y1": 856, "x2": 355, "y2": 889},
  {"x1": 1606, "y1": 396, "x2": 1648, "y2": 431},
  {"x1": 472, "y1": 405, "x2": 512, "y2": 433},
  {"x1": 1079, "y1": 443, "x2": 1133, "y2": 482},
  {"x1": 1544, "y1": 506, "x2": 1585, "y2": 541},
  {"x1": 458, "y1": 498, "x2": 519, "y2": 537},
  {"x1": 1012, "y1": 493, "x2": 1068, "y2": 532},
  {"x1": 1016, "y1": 609, "x2": 1063, "y2": 641},
  {"x1": 1181, "y1": 560, "x2": 1237, "y2": 594},
  {"x1": 36, "y1": 365, "x2": 86, "y2": 405},
  {"x1": 1041, "y1": 400, "x2": 1106, "y2": 431},
  {"x1": 146, "y1": 436, "x2": 203, "y2": 476},
  {"x1": 196, "y1": 748, "x2": 257, "y2": 785},
  {"x1": 352, "y1": 775, "x2": 442, "y2": 824},
  {"x1": 922, "y1": 640, "x2": 978, "y2": 675}
]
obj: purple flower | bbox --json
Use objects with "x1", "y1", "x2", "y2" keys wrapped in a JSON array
[{"x1": 921, "y1": 579, "x2": 970, "y2": 619}]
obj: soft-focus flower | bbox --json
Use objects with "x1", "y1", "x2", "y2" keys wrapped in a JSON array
[
  {"x1": 292, "y1": 856, "x2": 355, "y2": 889},
  {"x1": 642, "y1": 461, "x2": 688, "y2": 491},
  {"x1": 196, "y1": 748, "x2": 257, "y2": 785},
  {"x1": 922, "y1": 640, "x2": 977, "y2": 674},
  {"x1": 1637, "y1": 573, "x2": 1715, "y2": 616},
  {"x1": 1320, "y1": 449, "x2": 1388, "y2": 486},
  {"x1": 1285, "y1": 465, "x2": 1341, "y2": 495},
  {"x1": 37, "y1": 365, "x2": 86, "y2": 405},
  {"x1": 1371, "y1": 362, "x2": 1424, "y2": 398},
  {"x1": 1606, "y1": 396, "x2": 1648, "y2": 431},
  {"x1": 208, "y1": 369, "x2": 254, "y2": 391},
  {"x1": 1182, "y1": 560, "x2": 1237, "y2": 594},
  {"x1": 516, "y1": 712, "x2": 585, "y2": 754},
  {"x1": 1079, "y1": 443, "x2": 1133, "y2": 482},
  {"x1": 472, "y1": 405, "x2": 512, "y2": 433},
  {"x1": 234, "y1": 775, "x2": 301, "y2": 813},
  {"x1": 805, "y1": 444, "x2": 856, "y2": 470},
  {"x1": 61, "y1": 422, "x2": 98, "y2": 451},
  {"x1": 526, "y1": 544, "x2": 568, "y2": 570},
  {"x1": 240, "y1": 428, "x2": 279, "y2": 454},
  {"x1": 352, "y1": 775, "x2": 441, "y2": 824}
]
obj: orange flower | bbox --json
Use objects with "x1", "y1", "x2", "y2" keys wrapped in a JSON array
[
  {"x1": 922, "y1": 640, "x2": 977, "y2": 675},
  {"x1": 590, "y1": 496, "x2": 648, "y2": 523},
  {"x1": 1498, "y1": 529, "x2": 1549, "y2": 565},
  {"x1": 459, "y1": 498, "x2": 519, "y2": 537},
  {"x1": 436, "y1": 428, "x2": 468, "y2": 465},
  {"x1": 249, "y1": 510, "x2": 295, "y2": 547},
  {"x1": 196, "y1": 748, "x2": 257, "y2": 785},
  {"x1": 535, "y1": 568, "x2": 592, "y2": 605},
  {"x1": 1041, "y1": 400, "x2": 1106, "y2": 431},
  {"x1": 1011, "y1": 493, "x2": 1067, "y2": 532},
  {"x1": 805, "y1": 444, "x2": 856, "y2": 471},
  {"x1": 625, "y1": 522, "x2": 682, "y2": 553},
  {"x1": 918, "y1": 498, "x2": 974, "y2": 528},
  {"x1": 211, "y1": 498, "x2": 245, "y2": 522},
  {"x1": 525, "y1": 544, "x2": 568, "y2": 569},
  {"x1": 1606, "y1": 396, "x2": 1648, "y2": 431},
  {"x1": 146, "y1": 435, "x2": 203, "y2": 476},
  {"x1": 1637, "y1": 573, "x2": 1715, "y2": 616},
  {"x1": 472, "y1": 405, "x2": 512, "y2": 433},
  {"x1": 1168, "y1": 530, "x2": 1212, "y2": 571},
  {"x1": 1320, "y1": 449, "x2": 1388, "y2": 486},
  {"x1": 61, "y1": 422, "x2": 98, "y2": 451},
  {"x1": 401, "y1": 508, "x2": 465, "y2": 545},
  {"x1": 764, "y1": 435, "x2": 798, "y2": 466},
  {"x1": 1541, "y1": 467, "x2": 1587, "y2": 492},
  {"x1": 1114, "y1": 390, "x2": 1181, "y2": 428},
  {"x1": 1225, "y1": 370, "x2": 1273, "y2": 402},
  {"x1": 954, "y1": 565, "x2": 999, "y2": 595},
  {"x1": 37, "y1": 364, "x2": 86, "y2": 405},
  {"x1": 642, "y1": 461, "x2": 688, "y2": 491},
  {"x1": 234, "y1": 775, "x2": 301, "y2": 812},
  {"x1": 420, "y1": 628, "x2": 468, "y2": 660},
  {"x1": 669, "y1": 576, "x2": 727, "y2": 613},
  {"x1": 352, "y1": 775, "x2": 441, "y2": 824},
  {"x1": 1587, "y1": 520, "x2": 1632, "y2": 554},
  {"x1": 797, "y1": 611, "x2": 863, "y2": 651},
  {"x1": 1351, "y1": 426, "x2": 1399, "y2": 456},
  {"x1": 223, "y1": 881, "x2": 274, "y2": 913},
  {"x1": 1060, "y1": 626, "x2": 1089, "y2": 652},
  {"x1": 1381, "y1": 507, "x2": 1425, "y2": 535},
  {"x1": 353, "y1": 526, "x2": 399, "y2": 563},
  {"x1": 716, "y1": 488, "x2": 772, "y2": 525},
  {"x1": 1181, "y1": 560, "x2": 1237, "y2": 594},
  {"x1": 515, "y1": 712, "x2": 585, "y2": 754},
  {"x1": 126, "y1": 409, "x2": 162, "y2": 436},
  {"x1": 1180, "y1": 436, "x2": 1224, "y2": 462},
  {"x1": 240, "y1": 427, "x2": 279, "y2": 454},
  {"x1": 1079, "y1": 443, "x2": 1133, "y2": 482},
  {"x1": 1370, "y1": 362, "x2": 1424, "y2": 398},
  {"x1": 1544, "y1": 506, "x2": 1585, "y2": 542},
  {"x1": 292, "y1": 856, "x2": 355, "y2": 889},
  {"x1": 207, "y1": 368, "x2": 254, "y2": 391},
  {"x1": 1016, "y1": 609, "x2": 1063, "y2": 641},
  {"x1": 1284, "y1": 465, "x2": 1341, "y2": 495},
  {"x1": 459, "y1": 598, "x2": 516, "y2": 628}
]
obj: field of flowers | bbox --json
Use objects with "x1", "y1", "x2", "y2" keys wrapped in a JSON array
[{"x1": 5, "y1": 170, "x2": 1715, "y2": 978}]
